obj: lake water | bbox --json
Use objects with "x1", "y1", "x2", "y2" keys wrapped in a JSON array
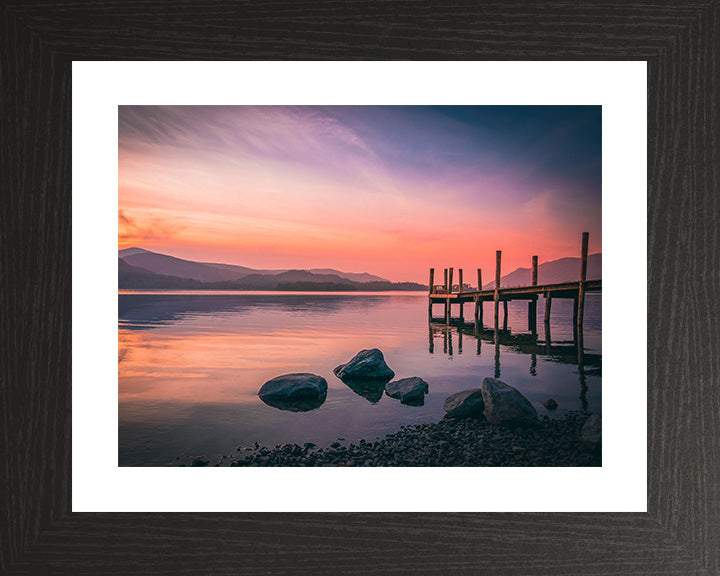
[{"x1": 119, "y1": 291, "x2": 601, "y2": 466}]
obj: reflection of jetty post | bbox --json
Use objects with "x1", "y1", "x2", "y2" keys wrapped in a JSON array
[
  {"x1": 577, "y1": 232, "x2": 589, "y2": 328},
  {"x1": 494, "y1": 250, "x2": 501, "y2": 329},
  {"x1": 427, "y1": 233, "x2": 599, "y2": 331},
  {"x1": 577, "y1": 326, "x2": 588, "y2": 411},
  {"x1": 494, "y1": 327, "x2": 501, "y2": 378}
]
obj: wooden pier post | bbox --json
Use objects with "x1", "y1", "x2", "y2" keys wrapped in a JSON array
[
  {"x1": 428, "y1": 268, "x2": 434, "y2": 318},
  {"x1": 447, "y1": 267, "x2": 454, "y2": 321},
  {"x1": 443, "y1": 268, "x2": 448, "y2": 292},
  {"x1": 544, "y1": 293, "x2": 552, "y2": 324},
  {"x1": 494, "y1": 251, "x2": 501, "y2": 329},
  {"x1": 475, "y1": 269, "x2": 483, "y2": 326},
  {"x1": 577, "y1": 232, "x2": 589, "y2": 328},
  {"x1": 503, "y1": 300, "x2": 508, "y2": 330},
  {"x1": 457, "y1": 268, "x2": 464, "y2": 322},
  {"x1": 529, "y1": 255, "x2": 538, "y2": 331}
]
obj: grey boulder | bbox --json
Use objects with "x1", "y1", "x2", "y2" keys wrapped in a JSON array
[
  {"x1": 443, "y1": 388, "x2": 485, "y2": 419},
  {"x1": 258, "y1": 373, "x2": 328, "y2": 402},
  {"x1": 333, "y1": 348, "x2": 395, "y2": 383},
  {"x1": 581, "y1": 413, "x2": 602, "y2": 450},
  {"x1": 481, "y1": 377, "x2": 537, "y2": 427},
  {"x1": 385, "y1": 377, "x2": 429, "y2": 402}
]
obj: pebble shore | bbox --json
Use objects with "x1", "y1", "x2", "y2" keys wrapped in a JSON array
[{"x1": 206, "y1": 411, "x2": 600, "y2": 467}]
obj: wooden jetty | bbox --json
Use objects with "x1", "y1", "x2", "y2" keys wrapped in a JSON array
[{"x1": 428, "y1": 232, "x2": 600, "y2": 329}]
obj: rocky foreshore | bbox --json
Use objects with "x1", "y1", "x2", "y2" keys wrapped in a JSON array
[{"x1": 198, "y1": 411, "x2": 599, "y2": 468}]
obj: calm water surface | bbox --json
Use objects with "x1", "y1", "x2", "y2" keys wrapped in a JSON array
[{"x1": 119, "y1": 291, "x2": 601, "y2": 466}]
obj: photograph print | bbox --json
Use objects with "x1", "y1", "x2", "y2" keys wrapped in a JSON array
[{"x1": 118, "y1": 105, "x2": 602, "y2": 467}]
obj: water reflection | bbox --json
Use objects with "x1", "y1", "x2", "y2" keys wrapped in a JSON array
[
  {"x1": 428, "y1": 318, "x2": 599, "y2": 411},
  {"x1": 119, "y1": 292, "x2": 601, "y2": 465},
  {"x1": 119, "y1": 292, "x2": 397, "y2": 331},
  {"x1": 399, "y1": 395, "x2": 425, "y2": 407},
  {"x1": 259, "y1": 393, "x2": 327, "y2": 412},
  {"x1": 342, "y1": 379, "x2": 386, "y2": 403}
]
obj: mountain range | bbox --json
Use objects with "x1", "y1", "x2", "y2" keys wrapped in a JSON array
[
  {"x1": 118, "y1": 248, "x2": 423, "y2": 291},
  {"x1": 480, "y1": 253, "x2": 601, "y2": 290},
  {"x1": 118, "y1": 247, "x2": 601, "y2": 291},
  {"x1": 118, "y1": 247, "x2": 389, "y2": 283}
]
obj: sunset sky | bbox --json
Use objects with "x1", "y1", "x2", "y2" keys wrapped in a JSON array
[{"x1": 118, "y1": 105, "x2": 601, "y2": 283}]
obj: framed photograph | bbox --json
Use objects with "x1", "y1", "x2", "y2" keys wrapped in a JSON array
[{"x1": 2, "y1": 3, "x2": 718, "y2": 574}]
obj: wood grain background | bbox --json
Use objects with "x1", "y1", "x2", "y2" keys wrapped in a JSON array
[{"x1": 1, "y1": 1, "x2": 718, "y2": 574}]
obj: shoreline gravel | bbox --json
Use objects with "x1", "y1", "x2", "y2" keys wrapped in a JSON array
[{"x1": 195, "y1": 411, "x2": 600, "y2": 467}]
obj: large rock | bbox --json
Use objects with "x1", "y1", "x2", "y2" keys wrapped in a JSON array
[
  {"x1": 581, "y1": 413, "x2": 602, "y2": 450},
  {"x1": 481, "y1": 377, "x2": 537, "y2": 427},
  {"x1": 333, "y1": 349, "x2": 395, "y2": 383},
  {"x1": 385, "y1": 377, "x2": 429, "y2": 403},
  {"x1": 443, "y1": 388, "x2": 485, "y2": 419},
  {"x1": 258, "y1": 373, "x2": 327, "y2": 411}
]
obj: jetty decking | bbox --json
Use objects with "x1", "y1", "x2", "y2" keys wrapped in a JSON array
[{"x1": 428, "y1": 232, "x2": 600, "y2": 329}]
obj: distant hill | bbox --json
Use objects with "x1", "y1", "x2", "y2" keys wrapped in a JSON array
[
  {"x1": 233, "y1": 270, "x2": 356, "y2": 290},
  {"x1": 118, "y1": 247, "x2": 390, "y2": 283},
  {"x1": 118, "y1": 258, "x2": 205, "y2": 289},
  {"x1": 201, "y1": 261, "x2": 288, "y2": 277},
  {"x1": 306, "y1": 269, "x2": 387, "y2": 283},
  {"x1": 119, "y1": 248, "x2": 251, "y2": 282},
  {"x1": 118, "y1": 257, "x2": 425, "y2": 291},
  {"x1": 481, "y1": 253, "x2": 601, "y2": 290}
]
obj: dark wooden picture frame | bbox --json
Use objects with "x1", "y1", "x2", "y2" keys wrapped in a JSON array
[{"x1": 2, "y1": 3, "x2": 718, "y2": 574}]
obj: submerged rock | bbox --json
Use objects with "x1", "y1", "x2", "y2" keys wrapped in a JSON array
[
  {"x1": 385, "y1": 377, "x2": 429, "y2": 403},
  {"x1": 258, "y1": 373, "x2": 328, "y2": 412},
  {"x1": 333, "y1": 349, "x2": 395, "y2": 383},
  {"x1": 443, "y1": 389, "x2": 485, "y2": 419},
  {"x1": 581, "y1": 413, "x2": 602, "y2": 450},
  {"x1": 543, "y1": 398, "x2": 559, "y2": 411},
  {"x1": 481, "y1": 378, "x2": 537, "y2": 427}
]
